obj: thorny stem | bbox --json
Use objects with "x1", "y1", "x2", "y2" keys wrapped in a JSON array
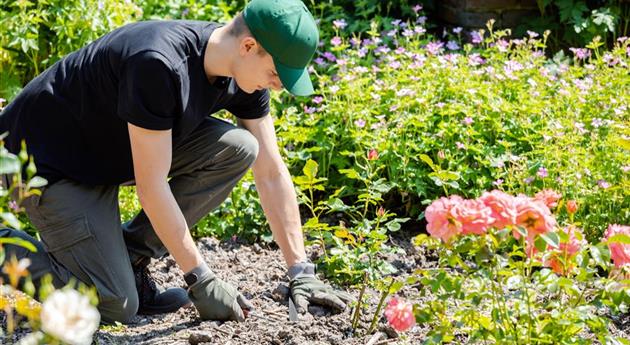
[
  {"x1": 351, "y1": 272, "x2": 369, "y2": 331},
  {"x1": 368, "y1": 279, "x2": 395, "y2": 334}
]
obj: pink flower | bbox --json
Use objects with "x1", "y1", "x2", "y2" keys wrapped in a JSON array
[
  {"x1": 566, "y1": 200, "x2": 578, "y2": 214},
  {"x1": 367, "y1": 149, "x2": 378, "y2": 160},
  {"x1": 384, "y1": 297, "x2": 416, "y2": 332},
  {"x1": 513, "y1": 196, "x2": 556, "y2": 240},
  {"x1": 604, "y1": 224, "x2": 630, "y2": 268},
  {"x1": 534, "y1": 189, "x2": 562, "y2": 209},
  {"x1": 450, "y1": 199, "x2": 495, "y2": 235},
  {"x1": 478, "y1": 190, "x2": 517, "y2": 230},
  {"x1": 425, "y1": 195, "x2": 464, "y2": 242},
  {"x1": 545, "y1": 225, "x2": 586, "y2": 275}
]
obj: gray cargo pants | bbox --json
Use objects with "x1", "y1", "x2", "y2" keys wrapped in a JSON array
[{"x1": 0, "y1": 116, "x2": 258, "y2": 323}]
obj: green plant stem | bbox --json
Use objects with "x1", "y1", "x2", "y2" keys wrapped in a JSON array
[
  {"x1": 368, "y1": 279, "x2": 394, "y2": 334},
  {"x1": 351, "y1": 272, "x2": 369, "y2": 331}
]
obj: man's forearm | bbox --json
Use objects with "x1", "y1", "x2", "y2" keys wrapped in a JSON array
[
  {"x1": 253, "y1": 166, "x2": 307, "y2": 268},
  {"x1": 136, "y1": 181, "x2": 204, "y2": 273}
]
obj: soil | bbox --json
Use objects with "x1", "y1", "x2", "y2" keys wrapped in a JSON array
[{"x1": 2, "y1": 233, "x2": 629, "y2": 344}]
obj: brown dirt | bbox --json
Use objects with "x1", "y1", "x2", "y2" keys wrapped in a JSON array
[{"x1": 2, "y1": 234, "x2": 629, "y2": 344}]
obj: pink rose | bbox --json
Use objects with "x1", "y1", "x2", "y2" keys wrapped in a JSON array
[
  {"x1": 545, "y1": 225, "x2": 586, "y2": 275},
  {"x1": 450, "y1": 198, "x2": 495, "y2": 235},
  {"x1": 425, "y1": 195, "x2": 464, "y2": 242},
  {"x1": 478, "y1": 190, "x2": 517, "y2": 230},
  {"x1": 384, "y1": 297, "x2": 416, "y2": 332},
  {"x1": 534, "y1": 189, "x2": 562, "y2": 209},
  {"x1": 604, "y1": 224, "x2": 630, "y2": 268},
  {"x1": 514, "y1": 196, "x2": 557, "y2": 240}
]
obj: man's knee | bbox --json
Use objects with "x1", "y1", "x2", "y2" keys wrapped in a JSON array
[
  {"x1": 99, "y1": 293, "x2": 139, "y2": 324},
  {"x1": 220, "y1": 128, "x2": 259, "y2": 168}
]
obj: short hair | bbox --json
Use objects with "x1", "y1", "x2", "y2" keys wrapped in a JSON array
[
  {"x1": 228, "y1": 12, "x2": 268, "y2": 56},
  {"x1": 228, "y1": 12, "x2": 250, "y2": 38}
]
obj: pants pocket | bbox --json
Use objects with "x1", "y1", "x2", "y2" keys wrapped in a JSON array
[{"x1": 38, "y1": 215, "x2": 124, "y2": 303}]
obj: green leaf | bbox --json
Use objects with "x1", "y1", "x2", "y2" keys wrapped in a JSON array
[
  {"x1": 419, "y1": 154, "x2": 436, "y2": 171},
  {"x1": 26, "y1": 176, "x2": 47, "y2": 189},
  {"x1": 0, "y1": 237, "x2": 37, "y2": 252},
  {"x1": 1, "y1": 212, "x2": 21, "y2": 229},
  {"x1": 303, "y1": 159, "x2": 319, "y2": 180},
  {"x1": 339, "y1": 168, "x2": 360, "y2": 180},
  {"x1": 540, "y1": 232, "x2": 559, "y2": 249},
  {"x1": 0, "y1": 153, "x2": 21, "y2": 174},
  {"x1": 436, "y1": 170, "x2": 460, "y2": 181},
  {"x1": 386, "y1": 221, "x2": 401, "y2": 232},
  {"x1": 607, "y1": 234, "x2": 630, "y2": 245},
  {"x1": 589, "y1": 244, "x2": 609, "y2": 268}
]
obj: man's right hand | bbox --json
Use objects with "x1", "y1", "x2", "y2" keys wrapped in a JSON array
[{"x1": 186, "y1": 263, "x2": 253, "y2": 321}]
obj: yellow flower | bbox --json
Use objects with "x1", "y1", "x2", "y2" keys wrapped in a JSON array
[{"x1": 2, "y1": 256, "x2": 31, "y2": 288}]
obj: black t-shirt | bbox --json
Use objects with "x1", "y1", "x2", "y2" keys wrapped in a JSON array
[{"x1": 0, "y1": 20, "x2": 269, "y2": 186}]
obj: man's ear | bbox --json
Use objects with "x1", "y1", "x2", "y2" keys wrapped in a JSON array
[{"x1": 239, "y1": 36, "x2": 258, "y2": 56}]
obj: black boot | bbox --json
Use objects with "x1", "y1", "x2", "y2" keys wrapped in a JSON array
[{"x1": 133, "y1": 257, "x2": 191, "y2": 315}]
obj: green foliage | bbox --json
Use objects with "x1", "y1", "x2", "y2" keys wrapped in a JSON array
[
  {"x1": 0, "y1": 0, "x2": 141, "y2": 101},
  {"x1": 136, "y1": 0, "x2": 243, "y2": 22},
  {"x1": 523, "y1": 0, "x2": 630, "y2": 50},
  {"x1": 411, "y1": 227, "x2": 630, "y2": 344}
]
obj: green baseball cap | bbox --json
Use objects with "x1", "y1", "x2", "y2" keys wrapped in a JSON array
[{"x1": 243, "y1": 0, "x2": 319, "y2": 96}]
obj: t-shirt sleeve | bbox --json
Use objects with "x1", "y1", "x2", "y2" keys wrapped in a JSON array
[
  {"x1": 117, "y1": 51, "x2": 180, "y2": 130},
  {"x1": 225, "y1": 88, "x2": 270, "y2": 119}
]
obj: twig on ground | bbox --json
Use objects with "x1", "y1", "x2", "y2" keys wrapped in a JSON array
[{"x1": 365, "y1": 331, "x2": 385, "y2": 345}]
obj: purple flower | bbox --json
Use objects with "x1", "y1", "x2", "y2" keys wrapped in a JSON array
[
  {"x1": 414, "y1": 26, "x2": 426, "y2": 35},
  {"x1": 446, "y1": 41, "x2": 460, "y2": 50},
  {"x1": 350, "y1": 38, "x2": 361, "y2": 47},
  {"x1": 569, "y1": 48, "x2": 591, "y2": 60},
  {"x1": 456, "y1": 142, "x2": 465, "y2": 149},
  {"x1": 333, "y1": 19, "x2": 347, "y2": 30},
  {"x1": 492, "y1": 179, "x2": 504, "y2": 186},
  {"x1": 425, "y1": 41, "x2": 444, "y2": 55},
  {"x1": 329, "y1": 85, "x2": 340, "y2": 94},
  {"x1": 354, "y1": 119, "x2": 366, "y2": 128},
  {"x1": 463, "y1": 117, "x2": 473, "y2": 125},
  {"x1": 391, "y1": 19, "x2": 402, "y2": 27},
  {"x1": 395, "y1": 47, "x2": 406, "y2": 54},
  {"x1": 330, "y1": 36, "x2": 342, "y2": 47},
  {"x1": 313, "y1": 57, "x2": 326, "y2": 66},
  {"x1": 357, "y1": 47, "x2": 368, "y2": 58},
  {"x1": 396, "y1": 88, "x2": 415, "y2": 97},
  {"x1": 537, "y1": 167, "x2": 548, "y2": 178},
  {"x1": 524, "y1": 177, "x2": 534, "y2": 184},
  {"x1": 362, "y1": 38, "x2": 373, "y2": 46},
  {"x1": 312, "y1": 96, "x2": 324, "y2": 104},
  {"x1": 323, "y1": 51, "x2": 337, "y2": 62},
  {"x1": 527, "y1": 30, "x2": 539, "y2": 38},
  {"x1": 388, "y1": 61, "x2": 401, "y2": 69},
  {"x1": 8, "y1": 200, "x2": 19, "y2": 212},
  {"x1": 471, "y1": 31, "x2": 483, "y2": 44},
  {"x1": 304, "y1": 106, "x2": 317, "y2": 114},
  {"x1": 412, "y1": 4, "x2": 422, "y2": 13},
  {"x1": 402, "y1": 29, "x2": 414, "y2": 37},
  {"x1": 622, "y1": 165, "x2": 630, "y2": 173},
  {"x1": 468, "y1": 53, "x2": 485, "y2": 66},
  {"x1": 417, "y1": 16, "x2": 427, "y2": 25},
  {"x1": 597, "y1": 179, "x2": 610, "y2": 189},
  {"x1": 453, "y1": 27, "x2": 463, "y2": 34},
  {"x1": 591, "y1": 118, "x2": 603, "y2": 128},
  {"x1": 386, "y1": 30, "x2": 397, "y2": 37}
]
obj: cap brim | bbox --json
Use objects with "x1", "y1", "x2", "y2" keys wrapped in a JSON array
[{"x1": 274, "y1": 60, "x2": 314, "y2": 96}]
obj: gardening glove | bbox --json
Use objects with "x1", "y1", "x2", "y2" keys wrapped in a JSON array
[
  {"x1": 288, "y1": 262, "x2": 353, "y2": 314},
  {"x1": 185, "y1": 262, "x2": 254, "y2": 321}
]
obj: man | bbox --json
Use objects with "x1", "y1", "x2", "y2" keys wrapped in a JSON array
[{"x1": 0, "y1": 0, "x2": 351, "y2": 323}]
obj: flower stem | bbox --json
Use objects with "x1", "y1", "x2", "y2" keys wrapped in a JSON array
[
  {"x1": 351, "y1": 272, "x2": 369, "y2": 331},
  {"x1": 368, "y1": 279, "x2": 395, "y2": 334}
]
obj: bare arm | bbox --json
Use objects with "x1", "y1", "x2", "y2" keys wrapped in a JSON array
[
  {"x1": 239, "y1": 116, "x2": 307, "y2": 268},
  {"x1": 127, "y1": 123, "x2": 204, "y2": 273}
]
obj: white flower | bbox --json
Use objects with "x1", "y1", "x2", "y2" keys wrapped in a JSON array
[
  {"x1": 41, "y1": 289, "x2": 100, "y2": 345},
  {"x1": 17, "y1": 331, "x2": 45, "y2": 345}
]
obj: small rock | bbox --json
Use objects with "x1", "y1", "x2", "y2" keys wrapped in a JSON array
[
  {"x1": 188, "y1": 331, "x2": 213, "y2": 345},
  {"x1": 253, "y1": 243, "x2": 263, "y2": 254},
  {"x1": 379, "y1": 324, "x2": 399, "y2": 339}
]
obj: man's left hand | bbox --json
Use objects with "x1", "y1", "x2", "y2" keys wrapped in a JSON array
[{"x1": 288, "y1": 262, "x2": 353, "y2": 313}]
